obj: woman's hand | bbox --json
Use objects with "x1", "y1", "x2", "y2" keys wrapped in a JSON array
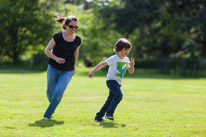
[{"x1": 55, "y1": 57, "x2": 65, "y2": 64}]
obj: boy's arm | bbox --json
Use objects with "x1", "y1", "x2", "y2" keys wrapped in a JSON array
[
  {"x1": 89, "y1": 61, "x2": 107, "y2": 78},
  {"x1": 128, "y1": 58, "x2": 135, "y2": 74}
]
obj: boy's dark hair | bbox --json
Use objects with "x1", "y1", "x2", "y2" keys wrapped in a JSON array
[{"x1": 114, "y1": 38, "x2": 132, "y2": 53}]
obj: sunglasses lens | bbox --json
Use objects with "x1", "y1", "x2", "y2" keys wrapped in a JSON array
[
  {"x1": 68, "y1": 25, "x2": 78, "y2": 29},
  {"x1": 72, "y1": 18, "x2": 77, "y2": 21}
]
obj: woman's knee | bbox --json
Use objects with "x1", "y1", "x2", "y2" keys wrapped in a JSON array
[
  {"x1": 56, "y1": 94, "x2": 63, "y2": 102},
  {"x1": 47, "y1": 90, "x2": 54, "y2": 102},
  {"x1": 55, "y1": 89, "x2": 64, "y2": 101}
]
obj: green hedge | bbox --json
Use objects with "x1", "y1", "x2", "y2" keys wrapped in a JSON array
[{"x1": 135, "y1": 57, "x2": 206, "y2": 76}]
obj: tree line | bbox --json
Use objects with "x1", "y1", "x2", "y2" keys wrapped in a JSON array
[{"x1": 0, "y1": 0, "x2": 205, "y2": 75}]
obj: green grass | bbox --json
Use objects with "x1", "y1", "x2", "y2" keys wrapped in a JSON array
[{"x1": 0, "y1": 67, "x2": 206, "y2": 137}]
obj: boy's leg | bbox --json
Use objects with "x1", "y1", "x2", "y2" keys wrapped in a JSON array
[
  {"x1": 106, "y1": 80, "x2": 123, "y2": 115},
  {"x1": 95, "y1": 91, "x2": 114, "y2": 120},
  {"x1": 44, "y1": 70, "x2": 73, "y2": 119}
]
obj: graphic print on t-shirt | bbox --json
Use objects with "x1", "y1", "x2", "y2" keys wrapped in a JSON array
[{"x1": 115, "y1": 62, "x2": 128, "y2": 78}]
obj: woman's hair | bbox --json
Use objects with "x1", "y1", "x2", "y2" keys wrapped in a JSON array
[
  {"x1": 55, "y1": 15, "x2": 78, "y2": 30},
  {"x1": 114, "y1": 38, "x2": 132, "y2": 53}
]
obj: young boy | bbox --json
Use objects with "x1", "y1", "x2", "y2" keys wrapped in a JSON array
[{"x1": 89, "y1": 38, "x2": 135, "y2": 122}]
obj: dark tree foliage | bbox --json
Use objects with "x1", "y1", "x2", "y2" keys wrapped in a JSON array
[
  {"x1": 93, "y1": 0, "x2": 206, "y2": 58},
  {"x1": 0, "y1": 0, "x2": 53, "y2": 62}
]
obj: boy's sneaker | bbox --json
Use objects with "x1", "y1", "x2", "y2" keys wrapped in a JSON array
[
  {"x1": 94, "y1": 117, "x2": 105, "y2": 122},
  {"x1": 105, "y1": 113, "x2": 114, "y2": 120}
]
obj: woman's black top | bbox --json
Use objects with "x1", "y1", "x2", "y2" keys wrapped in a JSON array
[{"x1": 48, "y1": 32, "x2": 81, "y2": 71}]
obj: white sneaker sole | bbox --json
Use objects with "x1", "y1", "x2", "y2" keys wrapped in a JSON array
[{"x1": 105, "y1": 117, "x2": 114, "y2": 120}]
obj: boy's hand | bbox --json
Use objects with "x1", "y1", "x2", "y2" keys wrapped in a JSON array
[
  {"x1": 89, "y1": 72, "x2": 93, "y2": 78},
  {"x1": 129, "y1": 58, "x2": 135, "y2": 66},
  {"x1": 128, "y1": 58, "x2": 135, "y2": 74}
]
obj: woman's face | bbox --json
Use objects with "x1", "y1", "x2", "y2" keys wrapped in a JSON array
[{"x1": 66, "y1": 21, "x2": 78, "y2": 34}]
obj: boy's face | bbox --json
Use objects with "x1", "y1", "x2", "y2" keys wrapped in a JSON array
[{"x1": 118, "y1": 48, "x2": 131, "y2": 57}]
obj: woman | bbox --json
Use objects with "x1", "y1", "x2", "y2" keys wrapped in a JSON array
[{"x1": 44, "y1": 15, "x2": 81, "y2": 120}]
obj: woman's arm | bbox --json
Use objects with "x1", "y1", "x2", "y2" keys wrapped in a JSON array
[
  {"x1": 44, "y1": 38, "x2": 65, "y2": 64},
  {"x1": 74, "y1": 46, "x2": 80, "y2": 68},
  {"x1": 72, "y1": 46, "x2": 80, "y2": 75}
]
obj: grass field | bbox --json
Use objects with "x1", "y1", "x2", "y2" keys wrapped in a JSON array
[{"x1": 0, "y1": 67, "x2": 206, "y2": 137}]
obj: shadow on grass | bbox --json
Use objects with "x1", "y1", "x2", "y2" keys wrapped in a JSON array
[
  {"x1": 99, "y1": 121, "x2": 126, "y2": 128},
  {"x1": 29, "y1": 119, "x2": 64, "y2": 128}
]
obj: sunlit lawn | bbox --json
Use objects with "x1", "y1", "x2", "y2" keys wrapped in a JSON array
[{"x1": 0, "y1": 67, "x2": 206, "y2": 137}]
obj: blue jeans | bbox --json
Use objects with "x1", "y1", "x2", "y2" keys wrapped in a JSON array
[
  {"x1": 44, "y1": 65, "x2": 73, "y2": 118},
  {"x1": 95, "y1": 80, "x2": 123, "y2": 119}
]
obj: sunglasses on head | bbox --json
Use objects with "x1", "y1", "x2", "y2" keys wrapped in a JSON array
[{"x1": 67, "y1": 25, "x2": 78, "y2": 29}]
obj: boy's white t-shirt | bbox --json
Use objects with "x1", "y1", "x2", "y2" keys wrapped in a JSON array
[{"x1": 105, "y1": 54, "x2": 130, "y2": 85}]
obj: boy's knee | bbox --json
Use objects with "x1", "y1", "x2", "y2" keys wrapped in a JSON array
[
  {"x1": 117, "y1": 93, "x2": 123, "y2": 101},
  {"x1": 48, "y1": 97, "x2": 52, "y2": 102},
  {"x1": 47, "y1": 94, "x2": 53, "y2": 102}
]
